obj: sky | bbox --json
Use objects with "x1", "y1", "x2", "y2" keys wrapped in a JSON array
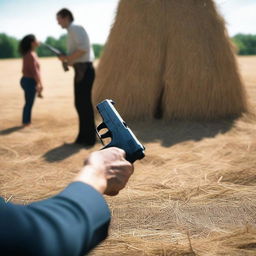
[{"x1": 0, "y1": 0, "x2": 256, "y2": 44}]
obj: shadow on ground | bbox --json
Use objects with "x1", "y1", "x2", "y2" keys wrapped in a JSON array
[
  {"x1": 0, "y1": 126, "x2": 24, "y2": 135},
  {"x1": 129, "y1": 118, "x2": 235, "y2": 147},
  {"x1": 43, "y1": 143, "x2": 83, "y2": 162},
  {"x1": 34, "y1": 118, "x2": 236, "y2": 162}
]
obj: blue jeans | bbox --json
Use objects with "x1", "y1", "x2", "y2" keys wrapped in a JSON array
[{"x1": 20, "y1": 77, "x2": 36, "y2": 124}]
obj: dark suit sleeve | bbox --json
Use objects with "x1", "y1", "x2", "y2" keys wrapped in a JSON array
[{"x1": 0, "y1": 182, "x2": 110, "y2": 256}]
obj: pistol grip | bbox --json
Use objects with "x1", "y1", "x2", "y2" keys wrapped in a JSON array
[{"x1": 63, "y1": 62, "x2": 69, "y2": 72}]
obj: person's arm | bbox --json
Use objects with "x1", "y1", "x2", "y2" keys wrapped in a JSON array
[
  {"x1": 27, "y1": 52, "x2": 43, "y2": 94},
  {"x1": 0, "y1": 182, "x2": 110, "y2": 256},
  {"x1": 59, "y1": 26, "x2": 89, "y2": 64},
  {"x1": 61, "y1": 49, "x2": 86, "y2": 64},
  {"x1": 0, "y1": 148, "x2": 133, "y2": 256}
]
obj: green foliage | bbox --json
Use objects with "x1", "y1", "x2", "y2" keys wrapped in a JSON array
[
  {"x1": 92, "y1": 44, "x2": 104, "y2": 59},
  {"x1": 0, "y1": 33, "x2": 19, "y2": 58},
  {"x1": 1, "y1": 32, "x2": 255, "y2": 59},
  {"x1": 0, "y1": 33, "x2": 105, "y2": 59},
  {"x1": 232, "y1": 34, "x2": 256, "y2": 55},
  {"x1": 0, "y1": 33, "x2": 68, "y2": 59}
]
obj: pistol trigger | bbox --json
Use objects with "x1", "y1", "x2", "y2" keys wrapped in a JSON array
[
  {"x1": 97, "y1": 122, "x2": 107, "y2": 131},
  {"x1": 96, "y1": 129, "x2": 105, "y2": 146},
  {"x1": 100, "y1": 130, "x2": 112, "y2": 139}
]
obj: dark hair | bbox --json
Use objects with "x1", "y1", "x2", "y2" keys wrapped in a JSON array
[
  {"x1": 19, "y1": 34, "x2": 36, "y2": 56},
  {"x1": 57, "y1": 8, "x2": 74, "y2": 22}
]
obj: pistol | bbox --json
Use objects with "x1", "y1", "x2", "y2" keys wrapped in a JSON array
[
  {"x1": 96, "y1": 99, "x2": 145, "y2": 163},
  {"x1": 41, "y1": 43, "x2": 69, "y2": 72}
]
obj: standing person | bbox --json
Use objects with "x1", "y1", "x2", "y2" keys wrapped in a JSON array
[
  {"x1": 56, "y1": 8, "x2": 96, "y2": 147},
  {"x1": 19, "y1": 34, "x2": 43, "y2": 126}
]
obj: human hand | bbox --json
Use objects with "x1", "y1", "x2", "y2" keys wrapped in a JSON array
[
  {"x1": 58, "y1": 55, "x2": 68, "y2": 62},
  {"x1": 74, "y1": 148, "x2": 134, "y2": 196},
  {"x1": 36, "y1": 85, "x2": 43, "y2": 98},
  {"x1": 37, "y1": 92, "x2": 43, "y2": 98},
  {"x1": 36, "y1": 85, "x2": 43, "y2": 93}
]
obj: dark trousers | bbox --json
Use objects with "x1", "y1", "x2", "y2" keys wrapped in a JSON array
[
  {"x1": 73, "y1": 62, "x2": 96, "y2": 145},
  {"x1": 20, "y1": 77, "x2": 36, "y2": 124}
]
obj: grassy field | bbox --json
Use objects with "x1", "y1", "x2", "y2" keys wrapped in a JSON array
[{"x1": 0, "y1": 56, "x2": 256, "y2": 255}]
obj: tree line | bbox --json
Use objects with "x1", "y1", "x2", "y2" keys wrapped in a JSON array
[
  {"x1": 1, "y1": 32, "x2": 256, "y2": 59},
  {"x1": 0, "y1": 33, "x2": 104, "y2": 59},
  {"x1": 231, "y1": 34, "x2": 256, "y2": 55}
]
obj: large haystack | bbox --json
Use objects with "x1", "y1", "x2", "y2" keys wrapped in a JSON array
[{"x1": 93, "y1": 0, "x2": 247, "y2": 120}]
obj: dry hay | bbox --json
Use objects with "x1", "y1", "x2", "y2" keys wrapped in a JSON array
[
  {"x1": 93, "y1": 0, "x2": 247, "y2": 120},
  {"x1": 1, "y1": 57, "x2": 256, "y2": 255},
  {"x1": 91, "y1": 228, "x2": 256, "y2": 256}
]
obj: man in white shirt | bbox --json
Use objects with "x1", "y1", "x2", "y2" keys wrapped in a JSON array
[{"x1": 56, "y1": 8, "x2": 96, "y2": 146}]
